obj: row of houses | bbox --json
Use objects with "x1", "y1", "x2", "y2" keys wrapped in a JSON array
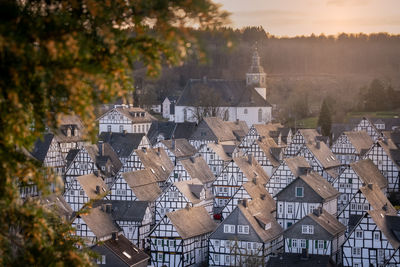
[{"x1": 27, "y1": 111, "x2": 400, "y2": 266}]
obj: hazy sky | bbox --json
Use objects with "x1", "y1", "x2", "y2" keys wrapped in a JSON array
[{"x1": 214, "y1": 0, "x2": 400, "y2": 36}]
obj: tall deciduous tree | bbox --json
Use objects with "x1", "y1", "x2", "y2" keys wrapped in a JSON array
[
  {"x1": 0, "y1": 0, "x2": 228, "y2": 265},
  {"x1": 318, "y1": 99, "x2": 332, "y2": 137}
]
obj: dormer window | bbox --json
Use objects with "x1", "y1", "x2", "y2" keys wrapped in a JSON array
[
  {"x1": 296, "y1": 187, "x2": 304, "y2": 197},
  {"x1": 265, "y1": 222, "x2": 271, "y2": 230}
]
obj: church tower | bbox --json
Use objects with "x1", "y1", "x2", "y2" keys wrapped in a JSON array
[{"x1": 246, "y1": 46, "x2": 267, "y2": 100}]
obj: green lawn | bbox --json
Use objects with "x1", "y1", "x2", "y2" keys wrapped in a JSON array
[
  {"x1": 345, "y1": 111, "x2": 399, "y2": 121},
  {"x1": 295, "y1": 117, "x2": 318, "y2": 129}
]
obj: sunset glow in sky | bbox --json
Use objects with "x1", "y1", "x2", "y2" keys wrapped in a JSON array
[{"x1": 214, "y1": 0, "x2": 400, "y2": 36}]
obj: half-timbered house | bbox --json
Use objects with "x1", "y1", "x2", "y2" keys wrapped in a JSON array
[
  {"x1": 275, "y1": 171, "x2": 339, "y2": 230},
  {"x1": 209, "y1": 199, "x2": 283, "y2": 266},
  {"x1": 64, "y1": 173, "x2": 108, "y2": 212},
  {"x1": 266, "y1": 156, "x2": 311, "y2": 197},
  {"x1": 284, "y1": 129, "x2": 321, "y2": 157},
  {"x1": 55, "y1": 114, "x2": 86, "y2": 158},
  {"x1": 333, "y1": 159, "x2": 387, "y2": 212},
  {"x1": 366, "y1": 136, "x2": 400, "y2": 192},
  {"x1": 64, "y1": 142, "x2": 122, "y2": 189},
  {"x1": 198, "y1": 142, "x2": 233, "y2": 177},
  {"x1": 284, "y1": 207, "x2": 345, "y2": 263},
  {"x1": 154, "y1": 178, "x2": 213, "y2": 224},
  {"x1": 297, "y1": 139, "x2": 341, "y2": 183},
  {"x1": 352, "y1": 117, "x2": 381, "y2": 141},
  {"x1": 93, "y1": 200, "x2": 153, "y2": 249},
  {"x1": 91, "y1": 234, "x2": 149, "y2": 267},
  {"x1": 149, "y1": 206, "x2": 217, "y2": 267},
  {"x1": 166, "y1": 155, "x2": 215, "y2": 190},
  {"x1": 72, "y1": 205, "x2": 122, "y2": 246},
  {"x1": 342, "y1": 189, "x2": 400, "y2": 266},
  {"x1": 31, "y1": 133, "x2": 65, "y2": 176},
  {"x1": 153, "y1": 139, "x2": 197, "y2": 166},
  {"x1": 98, "y1": 105, "x2": 156, "y2": 134},
  {"x1": 331, "y1": 131, "x2": 373, "y2": 165},
  {"x1": 213, "y1": 155, "x2": 269, "y2": 212},
  {"x1": 221, "y1": 177, "x2": 275, "y2": 220}
]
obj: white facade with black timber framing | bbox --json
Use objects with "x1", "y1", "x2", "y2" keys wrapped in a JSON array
[
  {"x1": 331, "y1": 131, "x2": 373, "y2": 165},
  {"x1": 284, "y1": 129, "x2": 320, "y2": 157},
  {"x1": 149, "y1": 206, "x2": 216, "y2": 267},
  {"x1": 198, "y1": 142, "x2": 232, "y2": 177},
  {"x1": 352, "y1": 117, "x2": 381, "y2": 141}
]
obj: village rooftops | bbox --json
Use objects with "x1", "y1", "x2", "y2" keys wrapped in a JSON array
[
  {"x1": 254, "y1": 123, "x2": 284, "y2": 141},
  {"x1": 80, "y1": 206, "x2": 121, "y2": 241},
  {"x1": 207, "y1": 142, "x2": 233, "y2": 162},
  {"x1": 360, "y1": 183, "x2": 396, "y2": 213},
  {"x1": 180, "y1": 155, "x2": 215, "y2": 184},
  {"x1": 94, "y1": 200, "x2": 149, "y2": 222},
  {"x1": 166, "y1": 206, "x2": 217, "y2": 239},
  {"x1": 305, "y1": 139, "x2": 341, "y2": 169},
  {"x1": 92, "y1": 234, "x2": 149, "y2": 267},
  {"x1": 76, "y1": 174, "x2": 108, "y2": 200},
  {"x1": 233, "y1": 155, "x2": 270, "y2": 184},
  {"x1": 284, "y1": 156, "x2": 311, "y2": 178},
  {"x1": 176, "y1": 79, "x2": 271, "y2": 107},
  {"x1": 204, "y1": 117, "x2": 241, "y2": 142},
  {"x1": 299, "y1": 172, "x2": 339, "y2": 201},
  {"x1": 343, "y1": 131, "x2": 374, "y2": 156},
  {"x1": 368, "y1": 210, "x2": 400, "y2": 250},
  {"x1": 256, "y1": 137, "x2": 282, "y2": 168},
  {"x1": 86, "y1": 143, "x2": 123, "y2": 175},
  {"x1": 40, "y1": 194, "x2": 74, "y2": 222},
  {"x1": 122, "y1": 170, "x2": 162, "y2": 202},
  {"x1": 350, "y1": 159, "x2": 388, "y2": 189},
  {"x1": 30, "y1": 133, "x2": 55, "y2": 163},
  {"x1": 299, "y1": 128, "x2": 321, "y2": 142},
  {"x1": 243, "y1": 179, "x2": 276, "y2": 212},
  {"x1": 377, "y1": 137, "x2": 400, "y2": 168},
  {"x1": 308, "y1": 208, "x2": 346, "y2": 237},
  {"x1": 55, "y1": 114, "x2": 85, "y2": 142},
  {"x1": 99, "y1": 132, "x2": 145, "y2": 159},
  {"x1": 174, "y1": 178, "x2": 213, "y2": 204},
  {"x1": 135, "y1": 147, "x2": 174, "y2": 183},
  {"x1": 161, "y1": 139, "x2": 197, "y2": 159},
  {"x1": 98, "y1": 106, "x2": 157, "y2": 123}
]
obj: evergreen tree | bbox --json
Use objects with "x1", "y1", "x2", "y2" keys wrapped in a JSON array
[{"x1": 318, "y1": 99, "x2": 332, "y2": 137}]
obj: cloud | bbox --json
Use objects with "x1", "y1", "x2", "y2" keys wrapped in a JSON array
[{"x1": 327, "y1": 0, "x2": 371, "y2": 6}]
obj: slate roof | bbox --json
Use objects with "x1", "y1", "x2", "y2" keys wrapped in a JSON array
[
  {"x1": 368, "y1": 211, "x2": 400, "y2": 250},
  {"x1": 99, "y1": 132, "x2": 145, "y2": 159},
  {"x1": 377, "y1": 138, "x2": 400, "y2": 168},
  {"x1": 55, "y1": 114, "x2": 86, "y2": 142},
  {"x1": 99, "y1": 106, "x2": 156, "y2": 123},
  {"x1": 94, "y1": 200, "x2": 149, "y2": 222},
  {"x1": 180, "y1": 155, "x2": 215, "y2": 184},
  {"x1": 166, "y1": 206, "x2": 217, "y2": 239},
  {"x1": 161, "y1": 139, "x2": 197, "y2": 159},
  {"x1": 85, "y1": 143, "x2": 123, "y2": 175},
  {"x1": 31, "y1": 133, "x2": 55, "y2": 163},
  {"x1": 360, "y1": 184, "x2": 396, "y2": 214},
  {"x1": 331, "y1": 123, "x2": 355, "y2": 142},
  {"x1": 284, "y1": 156, "x2": 311, "y2": 178},
  {"x1": 370, "y1": 117, "x2": 400, "y2": 131},
  {"x1": 174, "y1": 178, "x2": 213, "y2": 204},
  {"x1": 66, "y1": 149, "x2": 80, "y2": 168},
  {"x1": 308, "y1": 209, "x2": 346, "y2": 236},
  {"x1": 177, "y1": 79, "x2": 271, "y2": 107},
  {"x1": 256, "y1": 137, "x2": 282, "y2": 167},
  {"x1": 207, "y1": 143, "x2": 232, "y2": 162},
  {"x1": 76, "y1": 174, "x2": 108, "y2": 200},
  {"x1": 267, "y1": 253, "x2": 333, "y2": 267},
  {"x1": 350, "y1": 159, "x2": 388, "y2": 189},
  {"x1": 254, "y1": 123, "x2": 284, "y2": 142},
  {"x1": 305, "y1": 140, "x2": 340, "y2": 169},
  {"x1": 92, "y1": 235, "x2": 149, "y2": 267},
  {"x1": 243, "y1": 179, "x2": 276, "y2": 212},
  {"x1": 173, "y1": 122, "x2": 198, "y2": 139},
  {"x1": 41, "y1": 194, "x2": 74, "y2": 221},
  {"x1": 299, "y1": 172, "x2": 339, "y2": 201},
  {"x1": 233, "y1": 155, "x2": 270, "y2": 185},
  {"x1": 122, "y1": 170, "x2": 162, "y2": 202},
  {"x1": 383, "y1": 130, "x2": 400, "y2": 149},
  {"x1": 146, "y1": 121, "x2": 176, "y2": 145},
  {"x1": 203, "y1": 117, "x2": 237, "y2": 142},
  {"x1": 135, "y1": 147, "x2": 174, "y2": 183},
  {"x1": 343, "y1": 131, "x2": 373, "y2": 156},
  {"x1": 299, "y1": 129, "x2": 321, "y2": 143},
  {"x1": 80, "y1": 206, "x2": 120, "y2": 240}
]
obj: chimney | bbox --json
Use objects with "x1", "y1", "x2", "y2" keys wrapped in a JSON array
[
  {"x1": 313, "y1": 206, "x2": 323, "y2": 217},
  {"x1": 382, "y1": 203, "x2": 388, "y2": 211},
  {"x1": 235, "y1": 119, "x2": 239, "y2": 125},
  {"x1": 112, "y1": 232, "x2": 119, "y2": 240},
  {"x1": 248, "y1": 154, "x2": 253, "y2": 165},
  {"x1": 252, "y1": 177, "x2": 257, "y2": 185},
  {"x1": 190, "y1": 156, "x2": 195, "y2": 163},
  {"x1": 242, "y1": 199, "x2": 248, "y2": 208},
  {"x1": 171, "y1": 139, "x2": 175, "y2": 150},
  {"x1": 98, "y1": 140, "x2": 104, "y2": 156},
  {"x1": 95, "y1": 185, "x2": 100, "y2": 195},
  {"x1": 105, "y1": 203, "x2": 112, "y2": 213},
  {"x1": 74, "y1": 127, "x2": 79, "y2": 137},
  {"x1": 260, "y1": 194, "x2": 266, "y2": 200},
  {"x1": 315, "y1": 140, "x2": 320, "y2": 149},
  {"x1": 368, "y1": 183, "x2": 373, "y2": 190},
  {"x1": 185, "y1": 203, "x2": 191, "y2": 210}
]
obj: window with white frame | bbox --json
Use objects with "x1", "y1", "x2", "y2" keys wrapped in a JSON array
[
  {"x1": 296, "y1": 187, "x2": 304, "y2": 197},
  {"x1": 238, "y1": 225, "x2": 249, "y2": 234},
  {"x1": 352, "y1": 247, "x2": 361, "y2": 256},
  {"x1": 224, "y1": 224, "x2": 235, "y2": 234},
  {"x1": 318, "y1": 240, "x2": 324, "y2": 249},
  {"x1": 214, "y1": 254, "x2": 219, "y2": 262},
  {"x1": 302, "y1": 225, "x2": 314, "y2": 234},
  {"x1": 107, "y1": 125, "x2": 111, "y2": 132},
  {"x1": 119, "y1": 125, "x2": 124, "y2": 132},
  {"x1": 300, "y1": 239, "x2": 306, "y2": 248},
  {"x1": 157, "y1": 239, "x2": 162, "y2": 246},
  {"x1": 214, "y1": 240, "x2": 220, "y2": 247},
  {"x1": 158, "y1": 253, "x2": 163, "y2": 261},
  {"x1": 355, "y1": 230, "x2": 363, "y2": 239},
  {"x1": 168, "y1": 191, "x2": 179, "y2": 199},
  {"x1": 309, "y1": 204, "x2": 317, "y2": 214},
  {"x1": 292, "y1": 239, "x2": 297, "y2": 248},
  {"x1": 225, "y1": 255, "x2": 230, "y2": 263},
  {"x1": 278, "y1": 203, "x2": 283, "y2": 213},
  {"x1": 287, "y1": 204, "x2": 293, "y2": 214}
]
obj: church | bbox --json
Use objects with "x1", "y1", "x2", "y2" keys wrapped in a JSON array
[{"x1": 174, "y1": 48, "x2": 272, "y2": 127}]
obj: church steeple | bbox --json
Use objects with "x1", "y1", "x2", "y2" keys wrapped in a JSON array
[{"x1": 246, "y1": 45, "x2": 266, "y2": 88}]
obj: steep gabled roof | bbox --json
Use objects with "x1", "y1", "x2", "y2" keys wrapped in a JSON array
[
  {"x1": 173, "y1": 122, "x2": 198, "y2": 139},
  {"x1": 41, "y1": 194, "x2": 74, "y2": 221},
  {"x1": 135, "y1": 147, "x2": 174, "y2": 183},
  {"x1": 174, "y1": 178, "x2": 213, "y2": 204},
  {"x1": 30, "y1": 133, "x2": 55, "y2": 163},
  {"x1": 94, "y1": 200, "x2": 149, "y2": 222},
  {"x1": 80, "y1": 206, "x2": 120, "y2": 240},
  {"x1": 207, "y1": 142, "x2": 232, "y2": 162},
  {"x1": 233, "y1": 155, "x2": 270, "y2": 184},
  {"x1": 308, "y1": 209, "x2": 346, "y2": 236},
  {"x1": 360, "y1": 184, "x2": 396, "y2": 214},
  {"x1": 350, "y1": 159, "x2": 387, "y2": 189},
  {"x1": 98, "y1": 106, "x2": 156, "y2": 123},
  {"x1": 177, "y1": 79, "x2": 271, "y2": 107},
  {"x1": 99, "y1": 132, "x2": 145, "y2": 159},
  {"x1": 122, "y1": 170, "x2": 162, "y2": 202},
  {"x1": 85, "y1": 143, "x2": 123, "y2": 175},
  {"x1": 368, "y1": 211, "x2": 400, "y2": 250},
  {"x1": 76, "y1": 174, "x2": 108, "y2": 200},
  {"x1": 146, "y1": 121, "x2": 176, "y2": 145},
  {"x1": 243, "y1": 180, "x2": 276, "y2": 212},
  {"x1": 256, "y1": 137, "x2": 282, "y2": 167},
  {"x1": 166, "y1": 206, "x2": 217, "y2": 239},
  {"x1": 343, "y1": 131, "x2": 373, "y2": 156},
  {"x1": 203, "y1": 117, "x2": 237, "y2": 142},
  {"x1": 299, "y1": 172, "x2": 339, "y2": 200},
  {"x1": 299, "y1": 129, "x2": 321, "y2": 143},
  {"x1": 377, "y1": 138, "x2": 400, "y2": 168},
  {"x1": 180, "y1": 155, "x2": 215, "y2": 184},
  {"x1": 305, "y1": 140, "x2": 341, "y2": 169},
  {"x1": 284, "y1": 156, "x2": 311, "y2": 178},
  {"x1": 161, "y1": 139, "x2": 197, "y2": 159}
]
